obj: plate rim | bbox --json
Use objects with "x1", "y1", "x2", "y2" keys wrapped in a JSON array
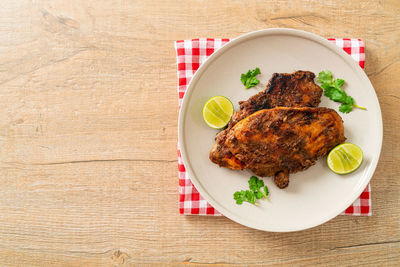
[{"x1": 178, "y1": 28, "x2": 383, "y2": 232}]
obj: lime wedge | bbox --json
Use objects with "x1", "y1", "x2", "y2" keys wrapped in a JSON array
[
  {"x1": 327, "y1": 143, "x2": 363, "y2": 174},
  {"x1": 202, "y1": 96, "x2": 234, "y2": 129}
]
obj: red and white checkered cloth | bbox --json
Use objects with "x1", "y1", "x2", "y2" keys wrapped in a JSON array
[{"x1": 175, "y1": 37, "x2": 371, "y2": 216}]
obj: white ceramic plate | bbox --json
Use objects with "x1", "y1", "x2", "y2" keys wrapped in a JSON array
[{"x1": 178, "y1": 29, "x2": 382, "y2": 232}]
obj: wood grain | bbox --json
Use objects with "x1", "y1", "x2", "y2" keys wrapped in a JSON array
[{"x1": 0, "y1": 0, "x2": 399, "y2": 265}]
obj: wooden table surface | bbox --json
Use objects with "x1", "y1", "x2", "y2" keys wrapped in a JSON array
[{"x1": 0, "y1": 0, "x2": 399, "y2": 266}]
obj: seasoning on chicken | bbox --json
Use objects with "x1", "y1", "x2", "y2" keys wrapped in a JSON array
[
  {"x1": 210, "y1": 107, "x2": 346, "y2": 188},
  {"x1": 211, "y1": 71, "x2": 323, "y2": 172},
  {"x1": 228, "y1": 70, "x2": 323, "y2": 129}
]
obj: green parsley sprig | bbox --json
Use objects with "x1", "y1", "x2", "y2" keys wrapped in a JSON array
[
  {"x1": 233, "y1": 176, "x2": 270, "y2": 205},
  {"x1": 241, "y1": 67, "x2": 261, "y2": 89},
  {"x1": 318, "y1": 70, "x2": 366, "y2": 113}
]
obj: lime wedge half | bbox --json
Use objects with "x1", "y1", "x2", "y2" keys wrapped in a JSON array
[
  {"x1": 327, "y1": 143, "x2": 363, "y2": 174},
  {"x1": 202, "y1": 96, "x2": 234, "y2": 129}
]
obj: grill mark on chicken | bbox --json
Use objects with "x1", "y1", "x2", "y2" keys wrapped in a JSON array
[
  {"x1": 241, "y1": 108, "x2": 341, "y2": 173},
  {"x1": 229, "y1": 71, "x2": 323, "y2": 129},
  {"x1": 210, "y1": 107, "x2": 345, "y2": 188},
  {"x1": 209, "y1": 71, "x2": 347, "y2": 188},
  {"x1": 210, "y1": 71, "x2": 324, "y2": 174}
]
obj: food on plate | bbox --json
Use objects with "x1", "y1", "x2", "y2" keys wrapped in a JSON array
[
  {"x1": 202, "y1": 95, "x2": 234, "y2": 129},
  {"x1": 211, "y1": 107, "x2": 346, "y2": 188},
  {"x1": 241, "y1": 67, "x2": 261, "y2": 89},
  {"x1": 231, "y1": 70, "x2": 323, "y2": 129},
  {"x1": 327, "y1": 143, "x2": 363, "y2": 174},
  {"x1": 318, "y1": 70, "x2": 366, "y2": 113},
  {"x1": 207, "y1": 70, "x2": 365, "y2": 190},
  {"x1": 233, "y1": 176, "x2": 270, "y2": 205},
  {"x1": 210, "y1": 71, "x2": 323, "y2": 173}
]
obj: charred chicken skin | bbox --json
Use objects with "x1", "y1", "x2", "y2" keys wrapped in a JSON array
[
  {"x1": 227, "y1": 70, "x2": 323, "y2": 129},
  {"x1": 210, "y1": 71, "x2": 324, "y2": 174},
  {"x1": 210, "y1": 107, "x2": 346, "y2": 188}
]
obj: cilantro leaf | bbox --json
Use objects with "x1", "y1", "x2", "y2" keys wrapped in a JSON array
[
  {"x1": 339, "y1": 103, "x2": 353, "y2": 113},
  {"x1": 318, "y1": 70, "x2": 333, "y2": 85},
  {"x1": 255, "y1": 191, "x2": 263, "y2": 199},
  {"x1": 329, "y1": 89, "x2": 346, "y2": 102},
  {"x1": 248, "y1": 175, "x2": 264, "y2": 191},
  {"x1": 334, "y1": 78, "x2": 345, "y2": 88},
  {"x1": 245, "y1": 190, "x2": 256, "y2": 204},
  {"x1": 249, "y1": 176, "x2": 270, "y2": 202},
  {"x1": 344, "y1": 95, "x2": 354, "y2": 105},
  {"x1": 233, "y1": 190, "x2": 257, "y2": 205},
  {"x1": 241, "y1": 67, "x2": 261, "y2": 89},
  {"x1": 234, "y1": 190, "x2": 253, "y2": 205},
  {"x1": 233, "y1": 176, "x2": 270, "y2": 206},
  {"x1": 318, "y1": 70, "x2": 366, "y2": 113},
  {"x1": 233, "y1": 191, "x2": 244, "y2": 204}
]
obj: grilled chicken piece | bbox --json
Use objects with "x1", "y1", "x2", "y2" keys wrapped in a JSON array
[
  {"x1": 210, "y1": 107, "x2": 345, "y2": 188},
  {"x1": 227, "y1": 70, "x2": 323, "y2": 129},
  {"x1": 211, "y1": 71, "x2": 323, "y2": 170}
]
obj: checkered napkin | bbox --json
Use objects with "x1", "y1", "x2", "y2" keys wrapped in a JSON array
[{"x1": 175, "y1": 38, "x2": 371, "y2": 216}]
